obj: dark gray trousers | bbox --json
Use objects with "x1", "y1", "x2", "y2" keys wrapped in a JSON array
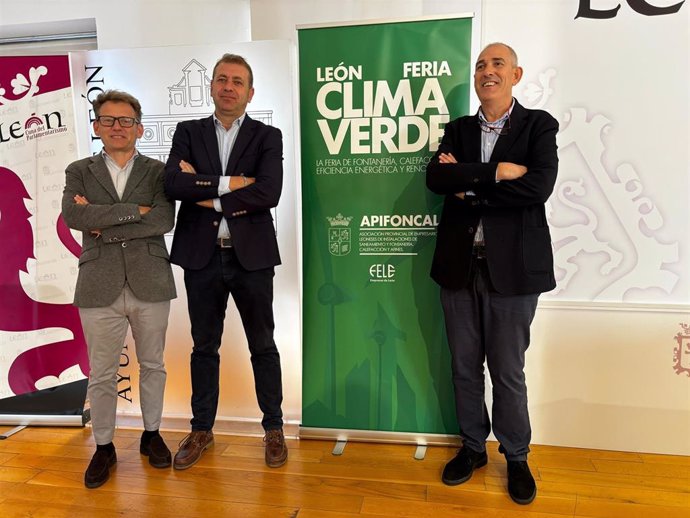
[{"x1": 440, "y1": 258, "x2": 538, "y2": 461}]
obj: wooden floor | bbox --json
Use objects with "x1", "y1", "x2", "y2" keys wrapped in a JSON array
[{"x1": 0, "y1": 426, "x2": 688, "y2": 517}]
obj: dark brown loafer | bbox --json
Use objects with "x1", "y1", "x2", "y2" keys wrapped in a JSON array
[
  {"x1": 264, "y1": 429, "x2": 288, "y2": 468},
  {"x1": 140, "y1": 434, "x2": 172, "y2": 468},
  {"x1": 84, "y1": 448, "x2": 117, "y2": 489},
  {"x1": 173, "y1": 430, "x2": 214, "y2": 470}
]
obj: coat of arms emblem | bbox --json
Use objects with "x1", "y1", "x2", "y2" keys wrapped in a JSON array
[{"x1": 327, "y1": 213, "x2": 353, "y2": 257}]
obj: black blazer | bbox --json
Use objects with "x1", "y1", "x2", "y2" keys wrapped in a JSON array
[
  {"x1": 164, "y1": 115, "x2": 283, "y2": 271},
  {"x1": 426, "y1": 101, "x2": 558, "y2": 295}
]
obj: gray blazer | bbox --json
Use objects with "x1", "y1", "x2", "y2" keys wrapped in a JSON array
[{"x1": 62, "y1": 153, "x2": 177, "y2": 308}]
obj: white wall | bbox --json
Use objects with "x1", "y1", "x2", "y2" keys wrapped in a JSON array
[{"x1": 0, "y1": 0, "x2": 252, "y2": 49}]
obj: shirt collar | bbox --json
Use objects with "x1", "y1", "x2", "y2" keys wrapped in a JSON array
[
  {"x1": 478, "y1": 98, "x2": 515, "y2": 126},
  {"x1": 213, "y1": 113, "x2": 245, "y2": 131},
  {"x1": 101, "y1": 149, "x2": 139, "y2": 166}
]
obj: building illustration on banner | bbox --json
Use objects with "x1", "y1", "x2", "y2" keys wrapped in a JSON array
[
  {"x1": 136, "y1": 59, "x2": 273, "y2": 162},
  {"x1": 522, "y1": 69, "x2": 680, "y2": 302}
]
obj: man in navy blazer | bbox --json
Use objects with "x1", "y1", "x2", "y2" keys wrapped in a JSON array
[
  {"x1": 164, "y1": 54, "x2": 286, "y2": 469},
  {"x1": 426, "y1": 43, "x2": 558, "y2": 505}
]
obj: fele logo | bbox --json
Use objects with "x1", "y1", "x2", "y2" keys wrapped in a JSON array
[
  {"x1": 369, "y1": 263, "x2": 395, "y2": 283},
  {"x1": 575, "y1": 0, "x2": 685, "y2": 19}
]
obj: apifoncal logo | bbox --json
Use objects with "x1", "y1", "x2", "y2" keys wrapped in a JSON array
[{"x1": 369, "y1": 263, "x2": 396, "y2": 283}]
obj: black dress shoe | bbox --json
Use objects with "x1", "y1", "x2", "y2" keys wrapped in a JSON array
[
  {"x1": 140, "y1": 434, "x2": 172, "y2": 468},
  {"x1": 507, "y1": 460, "x2": 537, "y2": 504},
  {"x1": 84, "y1": 448, "x2": 117, "y2": 489},
  {"x1": 442, "y1": 446, "x2": 488, "y2": 485}
]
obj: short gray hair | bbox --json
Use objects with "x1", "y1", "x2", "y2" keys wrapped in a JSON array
[{"x1": 481, "y1": 42, "x2": 519, "y2": 67}]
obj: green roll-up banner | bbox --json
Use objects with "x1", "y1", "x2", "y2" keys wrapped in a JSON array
[{"x1": 299, "y1": 16, "x2": 473, "y2": 436}]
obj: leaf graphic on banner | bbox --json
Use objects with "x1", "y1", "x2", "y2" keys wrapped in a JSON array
[
  {"x1": 29, "y1": 66, "x2": 48, "y2": 87},
  {"x1": 6, "y1": 66, "x2": 49, "y2": 100},
  {"x1": 11, "y1": 73, "x2": 30, "y2": 94}
]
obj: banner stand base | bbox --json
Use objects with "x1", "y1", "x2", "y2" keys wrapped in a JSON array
[
  {"x1": 332, "y1": 439, "x2": 347, "y2": 456},
  {"x1": 0, "y1": 425, "x2": 26, "y2": 440},
  {"x1": 0, "y1": 414, "x2": 87, "y2": 428},
  {"x1": 299, "y1": 426, "x2": 461, "y2": 459}
]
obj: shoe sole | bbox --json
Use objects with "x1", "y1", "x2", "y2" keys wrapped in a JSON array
[
  {"x1": 509, "y1": 487, "x2": 537, "y2": 505},
  {"x1": 441, "y1": 457, "x2": 488, "y2": 486},
  {"x1": 173, "y1": 440, "x2": 214, "y2": 470}
]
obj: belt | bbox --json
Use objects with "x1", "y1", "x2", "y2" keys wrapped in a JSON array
[{"x1": 216, "y1": 238, "x2": 233, "y2": 248}]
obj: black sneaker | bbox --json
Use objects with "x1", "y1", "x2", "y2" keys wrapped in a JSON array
[
  {"x1": 140, "y1": 433, "x2": 172, "y2": 468},
  {"x1": 507, "y1": 460, "x2": 537, "y2": 504},
  {"x1": 441, "y1": 446, "x2": 488, "y2": 485},
  {"x1": 84, "y1": 448, "x2": 117, "y2": 489}
]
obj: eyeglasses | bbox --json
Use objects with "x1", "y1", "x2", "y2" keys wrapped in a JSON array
[
  {"x1": 478, "y1": 116, "x2": 510, "y2": 136},
  {"x1": 96, "y1": 116, "x2": 140, "y2": 128}
]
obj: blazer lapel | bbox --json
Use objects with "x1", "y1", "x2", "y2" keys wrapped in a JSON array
[
  {"x1": 489, "y1": 100, "x2": 527, "y2": 162},
  {"x1": 226, "y1": 115, "x2": 256, "y2": 176},
  {"x1": 88, "y1": 154, "x2": 119, "y2": 201},
  {"x1": 201, "y1": 115, "x2": 223, "y2": 175},
  {"x1": 121, "y1": 155, "x2": 146, "y2": 202},
  {"x1": 460, "y1": 114, "x2": 482, "y2": 162}
]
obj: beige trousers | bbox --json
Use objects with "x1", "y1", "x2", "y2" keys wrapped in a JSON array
[{"x1": 79, "y1": 285, "x2": 170, "y2": 445}]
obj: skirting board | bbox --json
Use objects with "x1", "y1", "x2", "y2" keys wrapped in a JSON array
[{"x1": 113, "y1": 413, "x2": 301, "y2": 439}]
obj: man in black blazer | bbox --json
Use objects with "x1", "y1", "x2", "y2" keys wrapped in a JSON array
[
  {"x1": 426, "y1": 43, "x2": 558, "y2": 505},
  {"x1": 164, "y1": 54, "x2": 286, "y2": 469}
]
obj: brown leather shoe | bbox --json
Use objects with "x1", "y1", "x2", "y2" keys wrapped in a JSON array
[
  {"x1": 173, "y1": 430, "x2": 214, "y2": 470},
  {"x1": 264, "y1": 429, "x2": 288, "y2": 468}
]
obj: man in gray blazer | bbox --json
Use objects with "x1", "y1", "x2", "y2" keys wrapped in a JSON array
[{"x1": 62, "y1": 90, "x2": 176, "y2": 489}]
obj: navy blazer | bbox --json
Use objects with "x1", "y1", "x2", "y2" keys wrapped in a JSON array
[
  {"x1": 164, "y1": 115, "x2": 283, "y2": 271},
  {"x1": 426, "y1": 100, "x2": 558, "y2": 295}
]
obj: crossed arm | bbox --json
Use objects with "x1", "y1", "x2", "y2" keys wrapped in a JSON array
[
  {"x1": 435, "y1": 152, "x2": 527, "y2": 199},
  {"x1": 177, "y1": 159, "x2": 255, "y2": 209},
  {"x1": 61, "y1": 165, "x2": 174, "y2": 241},
  {"x1": 427, "y1": 116, "x2": 558, "y2": 207}
]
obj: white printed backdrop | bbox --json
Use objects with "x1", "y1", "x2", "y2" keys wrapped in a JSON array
[
  {"x1": 475, "y1": 1, "x2": 690, "y2": 455},
  {"x1": 488, "y1": 2, "x2": 689, "y2": 305},
  {"x1": 70, "y1": 41, "x2": 301, "y2": 424}
]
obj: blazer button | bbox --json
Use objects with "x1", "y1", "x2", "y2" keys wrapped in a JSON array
[
  {"x1": 468, "y1": 227, "x2": 474, "y2": 234},
  {"x1": 213, "y1": 221, "x2": 219, "y2": 226},
  {"x1": 122, "y1": 242, "x2": 127, "y2": 248},
  {"x1": 473, "y1": 178, "x2": 479, "y2": 183}
]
